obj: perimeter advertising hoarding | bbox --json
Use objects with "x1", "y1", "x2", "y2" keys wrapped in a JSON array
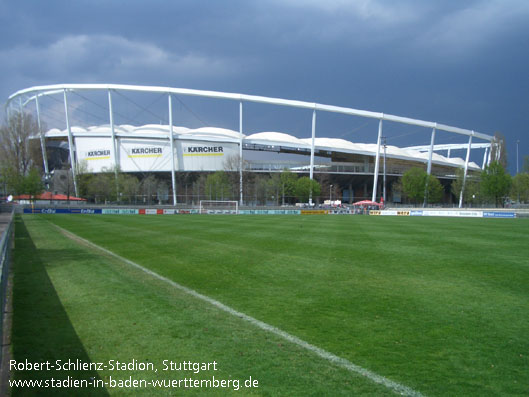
[
  {"x1": 23, "y1": 208, "x2": 102, "y2": 214},
  {"x1": 482, "y1": 211, "x2": 516, "y2": 218},
  {"x1": 411, "y1": 210, "x2": 483, "y2": 217},
  {"x1": 370, "y1": 210, "x2": 410, "y2": 216},
  {"x1": 300, "y1": 210, "x2": 328, "y2": 215},
  {"x1": 102, "y1": 209, "x2": 139, "y2": 215},
  {"x1": 239, "y1": 210, "x2": 301, "y2": 215}
]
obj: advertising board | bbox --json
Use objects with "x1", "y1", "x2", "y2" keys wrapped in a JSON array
[
  {"x1": 120, "y1": 139, "x2": 172, "y2": 172},
  {"x1": 483, "y1": 212, "x2": 516, "y2": 218},
  {"x1": 24, "y1": 208, "x2": 102, "y2": 214},
  {"x1": 300, "y1": 210, "x2": 328, "y2": 215},
  {"x1": 75, "y1": 137, "x2": 114, "y2": 172},
  {"x1": 239, "y1": 210, "x2": 301, "y2": 215},
  {"x1": 177, "y1": 141, "x2": 239, "y2": 171},
  {"x1": 370, "y1": 210, "x2": 409, "y2": 216},
  {"x1": 414, "y1": 210, "x2": 483, "y2": 218},
  {"x1": 102, "y1": 209, "x2": 138, "y2": 215}
]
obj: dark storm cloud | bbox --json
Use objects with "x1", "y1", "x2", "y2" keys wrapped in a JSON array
[{"x1": 1, "y1": 0, "x2": 528, "y2": 171}]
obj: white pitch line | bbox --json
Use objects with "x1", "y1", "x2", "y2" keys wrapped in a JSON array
[{"x1": 54, "y1": 224, "x2": 424, "y2": 396}]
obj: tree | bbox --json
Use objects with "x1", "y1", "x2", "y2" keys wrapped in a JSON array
[
  {"x1": 141, "y1": 175, "x2": 159, "y2": 204},
  {"x1": 451, "y1": 168, "x2": 480, "y2": 205},
  {"x1": 253, "y1": 174, "x2": 270, "y2": 205},
  {"x1": 23, "y1": 167, "x2": 45, "y2": 199},
  {"x1": 2, "y1": 166, "x2": 23, "y2": 195},
  {"x1": 511, "y1": 172, "x2": 529, "y2": 203},
  {"x1": 426, "y1": 174, "x2": 444, "y2": 204},
  {"x1": 223, "y1": 154, "x2": 250, "y2": 202},
  {"x1": 523, "y1": 155, "x2": 529, "y2": 174},
  {"x1": 402, "y1": 167, "x2": 444, "y2": 204},
  {"x1": 294, "y1": 177, "x2": 321, "y2": 203},
  {"x1": 0, "y1": 112, "x2": 45, "y2": 195},
  {"x1": 402, "y1": 167, "x2": 427, "y2": 204},
  {"x1": 0, "y1": 168, "x2": 8, "y2": 197},
  {"x1": 119, "y1": 174, "x2": 141, "y2": 204},
  {"x1": 192, "y1": 174, "x2": 207, "y2": 204},
  {"x1": 481, "y1": 161, "x2": 511, "y2": 207},
  {"x1": 268, "y1": 173, "x2": 282, "y2": 205},
  {"x1": 86, "y1": 172, "x2": 114, "y2": 203},
  {"x1": 2, "y1": 166, "x2": 44, "y2": 197},
  {"x1": 205, "y1": 171, "x2": 231, "y2": 200},
  {"x1": 280, "y1": 169, "x2": 298, "y2": 205},
  {"x1": 0, "y1": 111, "x2": 41, "y2": 176},
  {"x1": 76, "y1": 160, "x2": 94, "y2": 199}
]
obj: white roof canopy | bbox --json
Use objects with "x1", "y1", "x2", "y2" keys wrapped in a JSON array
[{"x1": 8, "y1": 83, "x2": 494, "y2": 141}]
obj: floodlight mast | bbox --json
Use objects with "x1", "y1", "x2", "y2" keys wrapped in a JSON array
[{"x1": 516, "y1": 140, "x2": 520, "y2": 174}]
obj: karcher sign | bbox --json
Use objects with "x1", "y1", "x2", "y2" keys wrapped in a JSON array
[
  {"x1": 75, "y1": 137, "x2": 114, "y2": 171},
  {"x1": 178, "y1": 141, "x2": 238, "y2": 171},
  {"x1": 184, "y1": 146, "x2": 224, "y2": 155},
  {"x1": 130, "y1": 147, "x2": 163, "y2": 156},
  {"x1": 120, "y1": 139, "x2": 171, "y2": 172},
  {"x1": 87, "y1": 150, "x2": 111, "y2": 159},
  {"x1": 75, "y1": 137, "x2": 238, "y2": 173}
]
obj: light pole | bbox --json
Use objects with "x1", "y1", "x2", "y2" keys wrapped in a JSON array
[
  {"x1": 329, "y1": 184, "x2": 333, "y2": 204},
  {"x1": 517, "y1": 140, "x2": 520, "y2": 174},
  {"x1": 516, "y1": 140, "x2": 520, "y2": 204},
  {"x1": 382, "y1": 137, "x2": 387, "y2": 204}
]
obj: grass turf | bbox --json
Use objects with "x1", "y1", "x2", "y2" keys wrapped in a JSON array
[{"x1": 11, "y1": 214, "x2": 529, "y2": 395}]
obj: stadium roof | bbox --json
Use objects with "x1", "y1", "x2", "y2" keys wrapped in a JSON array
[
  {"x1": 8, "y1": 83, "x2": 494, "y2": 141},
  {"x1": 39, "y1": 124, "x2": 482, "y2": 170}
]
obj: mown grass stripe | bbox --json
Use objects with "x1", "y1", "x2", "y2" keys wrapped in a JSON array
[{"x1": 52, "y1": 222, "x2": 424, "y2": 397}]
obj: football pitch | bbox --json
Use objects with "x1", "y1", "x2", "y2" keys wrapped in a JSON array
[{"x1": 10, "y1": 214, "x2": 529, "y2": 396}]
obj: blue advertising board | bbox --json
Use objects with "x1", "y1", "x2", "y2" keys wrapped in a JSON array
[
  {"x1": 482, "y1": 211, "x2": 516, "y2": 218},
  {"x1": 24, "y1": 208, "x2": 102, "y2": 214}
]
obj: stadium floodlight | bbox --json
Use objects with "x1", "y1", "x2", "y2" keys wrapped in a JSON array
[{"x1": 199, "y1": 200, "x2": 239, "y2": 215}]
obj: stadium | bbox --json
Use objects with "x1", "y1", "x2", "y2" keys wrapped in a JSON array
[
  {"x1": 7, "y1": 84, "x2": 495, "y2": 206},
  {"x1": 3, "y1": 86, "x2": 528, "y2": 397}
]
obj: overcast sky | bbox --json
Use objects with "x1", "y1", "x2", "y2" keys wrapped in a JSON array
[{"x1": 1, "y1": 0, "x2": 528, "y2": 173}]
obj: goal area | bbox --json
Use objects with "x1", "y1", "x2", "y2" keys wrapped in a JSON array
[{"x1": 199, "y1": 200, "x2": 239, "y2": 214}]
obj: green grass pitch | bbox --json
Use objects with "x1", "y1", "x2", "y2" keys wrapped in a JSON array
[{"x1": 10, "y1": 214, "x2": 529, "y2": 396}]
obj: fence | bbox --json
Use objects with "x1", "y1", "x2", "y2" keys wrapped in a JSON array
[{"x1": 0, "y1": 205, "x2": 14, "y2": 371}]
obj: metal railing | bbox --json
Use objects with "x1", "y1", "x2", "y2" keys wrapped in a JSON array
[{"x1": 0, "y1": 206, "x2": 14, "y2": 368}]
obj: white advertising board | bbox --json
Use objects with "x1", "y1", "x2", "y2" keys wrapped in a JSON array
[
  {"x1": 119, "y1": 138, "x2": 172, "y2": 172},
  {"x1": 411, "y1": 210, "x2": 483, "y2": 218},
  {"x1": 75, "y1": 137, "x2": 114, "y2": 172},
  {"x1": 76, "y1": 137, "x2": 239, "y2": 173},
  {"x1": 177, "y1": 141, "x2": 239, "y2": 171}
]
